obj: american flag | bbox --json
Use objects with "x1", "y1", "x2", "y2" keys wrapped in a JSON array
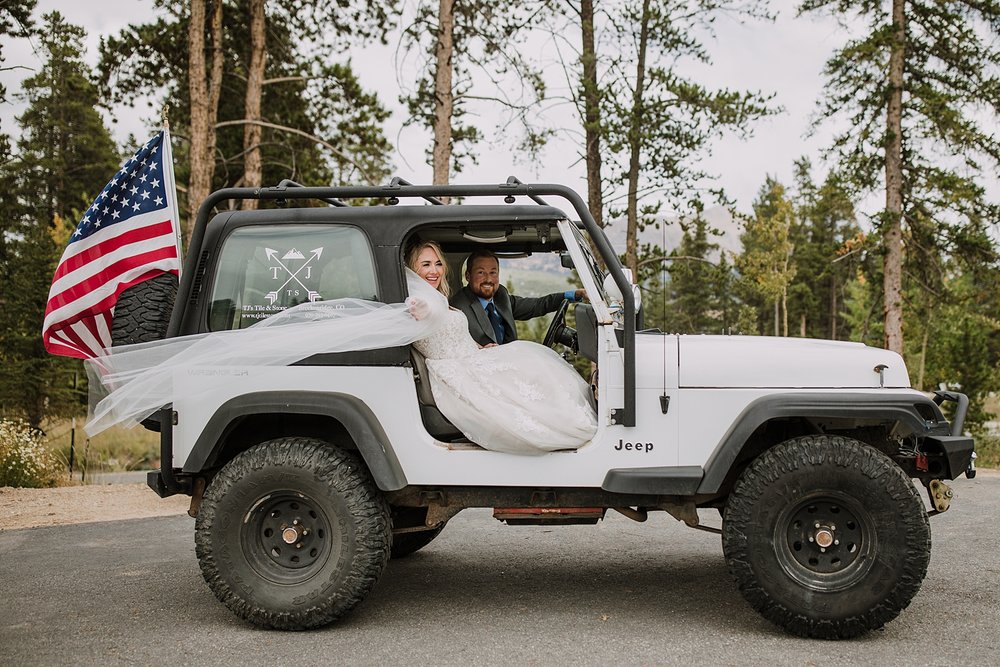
[{"x1": 42, "y1": 130, "x2": 182, "y2": 359}]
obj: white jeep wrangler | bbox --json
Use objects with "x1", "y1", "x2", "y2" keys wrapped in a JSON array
[{"x1": 117, "y1": 178, "x2": 976, "y2": 639}]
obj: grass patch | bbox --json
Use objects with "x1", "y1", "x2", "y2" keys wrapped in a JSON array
[
  {"x1": 42, "y1": 417, "x2": 160, "y2": 479},
  {"x1": 975, "y1": 432, "x2": 1000, "y2": 470}
]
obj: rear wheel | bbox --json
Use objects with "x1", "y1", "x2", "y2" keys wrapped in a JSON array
[
  {"x1": 722, "y1": 435, "x2": 930, "y2": 639},
  {"x1": 195, "y1": 437, "x2": 391, "y2": 630}
]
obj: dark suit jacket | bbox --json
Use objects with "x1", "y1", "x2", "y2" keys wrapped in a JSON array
[{"x1": 450, "y1": 285, "x2": 566, "y2": 346}]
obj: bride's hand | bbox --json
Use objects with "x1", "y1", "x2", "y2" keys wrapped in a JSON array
[
  {"x1": 406, "y1": 297, "x2": 430, "y2": 321},
  {"x1": 480, "y1": 343, "x2": 498, "y2": 349}
]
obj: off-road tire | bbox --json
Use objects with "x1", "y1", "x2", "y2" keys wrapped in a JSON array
[
  {"x1": 722, "y1": 435, "x2": 930, "y2": 639},
  {"x1": 391, "y1": 524, "x2": 446, "y2": 559},
  {"x1": 111, "y1": 273, "x2": 177, "y2": 346},
  {"x1": 195, "y1": 437, "x2": 391, "y2": 630}
]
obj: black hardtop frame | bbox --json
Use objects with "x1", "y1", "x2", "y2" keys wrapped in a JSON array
[
  {"x1": 170, "y1": 178, "x2": 637, "y2": 430},
  {"x1": 201, "y1": 203, "x2": 572, "y2": 248}
]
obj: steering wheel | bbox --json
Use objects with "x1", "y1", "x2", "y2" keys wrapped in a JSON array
[{"x1": 542, "y1": 299, "x2": 571, "y2": 348}]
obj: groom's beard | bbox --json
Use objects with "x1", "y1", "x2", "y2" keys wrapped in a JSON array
[{"x1": 472, "y1": 282, "x2": 496, "y2": 299}]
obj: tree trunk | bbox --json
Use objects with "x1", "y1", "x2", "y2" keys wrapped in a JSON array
[
  {"x1": 782, "y1": 252, "x2": 790, "y2": 336},
  {"x1": 432, "y1": 0, "x2": 454, "y2": 195},
  {"x1": 830, "y1": 275, "x2": 837, "y2": 340},
  {"x1": 883, "y1": 0, "x2": 906, "y2": 353},
  {"x1": 242, "y1": 0, "x2": 266, "y2": 211},
  {"x1": 800, "y1": 312, "x2": 806, "y2": 337},
  {"x1": 782, "y1": 289, "x2": 788, "y2": 336},
  {"x1": 186, "y1": 0, "x2": 224, "y2": 242},
  {"x1": 773, "y1": 299, "x2": 779, "y2": 336},
  {"x1": 580, "y1": 0, "x2": 603, "y2": 228},
  {"x1": 624, "y1": 0, "x2": 651, "y2": 280},
  {"x1": 917, "y1": 322, "x2": 930, "y2": 389}
]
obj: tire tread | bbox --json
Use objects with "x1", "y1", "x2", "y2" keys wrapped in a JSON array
[
  {"x1": 722, "y1": 435, "x2": 930, "y2": 639},
  {"x1": 195, "y1": 437, "x2": 390, "y2": 630}
]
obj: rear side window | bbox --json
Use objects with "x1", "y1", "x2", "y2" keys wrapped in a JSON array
[{"x1": 208, "y1": 224, "x2": 378, "y2": 330}]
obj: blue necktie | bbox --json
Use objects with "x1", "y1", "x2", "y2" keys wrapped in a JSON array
[{"x1": 486, "y1": 302, "x2": 504, "y2": 344}]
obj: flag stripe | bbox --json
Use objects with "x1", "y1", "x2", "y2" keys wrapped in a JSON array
[
  {"x1": 45, "y1": 334, "x2": 80, "y2": 358},
  {"x1": 51, "y1": 218, "x2": 175, "y2": 284},
  {"x1": 94, "y1": 311, "x2": 112, "y2": 346},
  {"x1": 48, "y1": 236, "x2": 177, "y2": 305},
  {"x1": 43, "y1": 265, "x2": 177, "y2": 336},
  {"x1": 43, "y1": 130, "x2": 181, "y2": 360},
  {"x1": 70, "y1": 320, "x2": 104, "y2": 358},
  {"x1": 42, "y1": 270, "x2": 176, "y2": 360},
  {"x1": 58, "y1": 324, "x2": 93, "y2": 359}
]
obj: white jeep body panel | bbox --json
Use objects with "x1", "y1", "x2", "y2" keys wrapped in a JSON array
[
  {"x1": 172, "y1": 319, "x2": 923, "y2": 488},
  {"x1": 677, "y1": 336, "x2": 909, "y2": 389}
]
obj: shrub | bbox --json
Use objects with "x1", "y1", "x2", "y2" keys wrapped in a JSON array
[
  {"x1": 975, "y1": 432, "x2": 1000, "y2": 470},
  {"x1": 0, "y1": 419, "x2": 62, "y2": 488}
]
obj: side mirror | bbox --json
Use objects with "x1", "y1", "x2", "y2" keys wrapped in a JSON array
[
  {"x1": 602, "y1": 269, "x2": 633, "y2": 302},
  {"x1": 560, "y1": 252, "x2": 575, "y2": 269},
  {"x1": 602, "y1": 270, "x2": 641, "y2": 312}
]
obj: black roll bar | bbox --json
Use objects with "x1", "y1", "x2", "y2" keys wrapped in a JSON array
[{"x1": 169, "y1": 181, "x2": 636, "y2": 428}]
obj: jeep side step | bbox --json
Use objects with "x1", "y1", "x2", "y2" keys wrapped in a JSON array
[{"x1": 493, "y1": 507, "x2": 606, "y2": 525}]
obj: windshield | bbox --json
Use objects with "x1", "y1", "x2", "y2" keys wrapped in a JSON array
[{"x1": 567, "y1": 222, "x2": 608, "y2": 302}]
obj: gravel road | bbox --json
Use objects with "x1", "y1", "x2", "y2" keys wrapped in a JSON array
[{"x1": 1, "y1": 471, "x2": 998, "y2": 666}]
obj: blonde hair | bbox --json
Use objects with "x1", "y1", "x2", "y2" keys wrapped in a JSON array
[{"x1": 406, "y1": 240, "x2": 451, "y2": 297}]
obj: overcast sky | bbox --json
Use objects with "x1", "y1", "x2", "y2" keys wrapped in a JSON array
[{"x1": 3, "y1": 1, "x2": 882, "y2": 217}]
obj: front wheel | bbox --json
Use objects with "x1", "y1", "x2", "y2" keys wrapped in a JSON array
[
  {"x1": 722, "y1": 435, "x2": 930, "y2": 639},
  {"x1": 195, "y1": 437, "x2": 391, "y2": 630}
]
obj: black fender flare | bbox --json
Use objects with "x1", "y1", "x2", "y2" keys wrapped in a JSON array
[
  {"x1": 696, "y1": 392, "x2": 943, "y2": 495},
  {"x1": 181, "y1": 391, "x2": 407, "y2": 491}
]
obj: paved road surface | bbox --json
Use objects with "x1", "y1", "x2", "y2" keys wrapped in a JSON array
[{"x1": 2, "y1": 473, "x2": 998, "y2": 666}]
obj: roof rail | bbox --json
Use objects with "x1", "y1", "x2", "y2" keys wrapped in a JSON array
[
  {"x1": 276, "y1": 179, "x2": 348, "y2": 207},
  {"x1": 387, "y1": 176, "x2": 445, "y2": 206},
  {"x1": 503, "y1": 176, "x2": 550, "y2": 206}
]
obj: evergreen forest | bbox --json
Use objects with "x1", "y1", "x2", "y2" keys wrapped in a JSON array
[{"x1": 0, "y1": 0, "x2": 997, "y2": 442}]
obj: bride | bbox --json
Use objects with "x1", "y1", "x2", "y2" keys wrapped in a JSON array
[
  {"x1": 406, "y1": 241, "x2": 597, "y2": 455},
  {"x1": 86, "y1": 243, "x2": 597, "y2": 455}
]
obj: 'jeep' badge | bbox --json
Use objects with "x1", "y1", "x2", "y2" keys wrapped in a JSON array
[{"x1": 615, "y1": 439, "x2": 653, "y2": 452}]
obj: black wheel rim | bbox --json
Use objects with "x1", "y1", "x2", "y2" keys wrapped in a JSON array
[
  {"x1": 773, "y1": 492, "x2": 876, "y2": 592},
  {"x1": 241, "y1": 492, "x2": 334, "y2": 584}
]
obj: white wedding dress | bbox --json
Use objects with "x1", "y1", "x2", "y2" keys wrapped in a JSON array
[
  {"x1": 85, "y1": 268, "x2": 597, "y2": 456},
  {"x1": 413, "y1": 309, "x2": 597, "y2": 455}
]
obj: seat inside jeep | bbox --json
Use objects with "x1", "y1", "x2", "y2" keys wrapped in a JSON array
[{"x1": 409, "y1": 346, "x2": 466, "y2": 442}]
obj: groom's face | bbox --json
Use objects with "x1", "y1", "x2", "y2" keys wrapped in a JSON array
[{"x1": 467, "y1": 256, "x2": 500, "y2": 300}]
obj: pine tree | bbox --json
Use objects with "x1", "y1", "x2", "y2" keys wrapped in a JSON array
[
  {"x1": 736, "y1": 177, "x2": 798, "y2": 336},
  {"x1": 663, "y1": 213, "x2": 724, "y2": 334},
  {"x1": 400, "y1": 1, "x2": 551, "y2": 183},
  {"x1": 799, "y1": 0, "x2": 1000, "y2": 354},
  {"x1": 0, "y1": 1, "x2": 35, "y2": 108},
  {"x1": 788, "y1": 159, "x2": 861, "y2": 339},
  {"x1": 98, "y1": 1, "x2": 393, "y2": 239},
  {"x1": 600, "y1": 0, "x2": 776, "y2": 279},
  {"x1": 16, "y1": 14, "x2": 119, "y2": 225},
  {"x1": 1, "y1": 12, "x2": 119, "y2": 426}
]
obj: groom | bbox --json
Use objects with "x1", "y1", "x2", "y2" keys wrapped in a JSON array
[{"x1": 451, "y1": 250, "x2": 586, "y2": 346}]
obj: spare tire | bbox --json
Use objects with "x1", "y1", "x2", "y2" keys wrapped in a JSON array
[{"x1": 111, "y1": 273, "x2": 178, "y2": 346}]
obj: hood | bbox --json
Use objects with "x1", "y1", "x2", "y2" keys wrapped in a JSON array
[{"x1": 678, "y1": 336, "x2": 910, "y2": 389}]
